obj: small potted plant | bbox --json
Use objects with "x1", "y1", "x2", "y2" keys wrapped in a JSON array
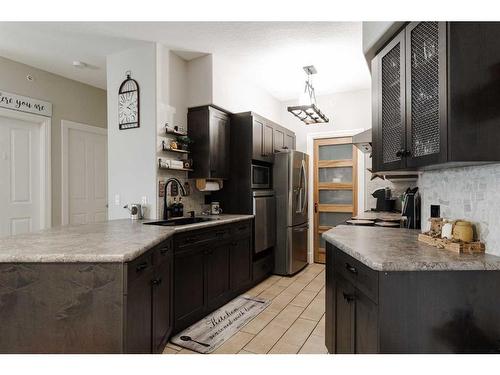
[{"x1": 177, "y1": 135, "x2": 194, "y2": 151}]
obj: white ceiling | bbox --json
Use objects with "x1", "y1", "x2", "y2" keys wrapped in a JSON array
[{"x1": 0, "y1": 22, "x2": 371, "y2": 101}]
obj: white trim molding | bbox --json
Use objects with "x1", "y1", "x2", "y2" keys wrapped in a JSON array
[
  {"x1": 0, "y1": 107, "x2": 52, "y2": 230},
  {"x1": 61, "y1": 120, "x2": 107, "y2": 225}
]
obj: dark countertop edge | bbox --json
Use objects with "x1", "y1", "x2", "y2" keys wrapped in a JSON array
[
  {"x1": 0, "y1": 215, "x2": 254, "y2": 264},
  {"x1": 324, "y1": 233, "x2": 500, "y2": 272}
]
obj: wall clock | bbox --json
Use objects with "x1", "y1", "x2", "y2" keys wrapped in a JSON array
[{"x1": 118, "y1": 71, "x2": 140, "y2": 130}]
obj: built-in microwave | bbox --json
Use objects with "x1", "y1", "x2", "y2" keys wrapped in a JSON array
[{"x1": 251, "y1": 164, "x2": 271, "y2": 189}]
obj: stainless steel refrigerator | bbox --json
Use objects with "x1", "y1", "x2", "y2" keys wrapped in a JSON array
[{"x1": 273, "y1": 150, "x2": 309, "y2": 275}]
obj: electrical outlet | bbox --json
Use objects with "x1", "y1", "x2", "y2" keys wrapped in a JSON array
[
  {"x1": 141, "y1": 196, "x2": 148, "y2": 205},
  {"x1": 114, "y1": 194, "x2": 120, "y2": 206}
]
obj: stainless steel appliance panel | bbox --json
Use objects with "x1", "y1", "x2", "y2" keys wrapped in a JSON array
[
  {"x1": 289, "y1": 151, "x2": 309, "y2": 227},
  {"x1": 288, "y1": 223, "x2": 308, "y2": 274},
  {"x1": 273, "y1": 150, "x2": 310, "y2": 275},
  {"x1": 253, "y1": 190, "x2": 276, "y2": 254}
]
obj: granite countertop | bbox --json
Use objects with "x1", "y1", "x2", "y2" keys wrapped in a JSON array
[
  {"x1": 0, "y1": 214, "x2": 253, "y2": 263},
  {"x1": 323, "y1": 225, "x2": 500, "y2": 271}
]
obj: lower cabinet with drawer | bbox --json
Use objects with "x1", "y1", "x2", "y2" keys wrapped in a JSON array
[
  {"x1": 125, "y1": 238, "x2": 173, "y2": 354},
  {"x1": 173, "y1": 220, "x2": 253, "y2": 334},
  {"x1": 326, "y1": 242, "x2": 500, "y2": 354},
  {"x1": 327, "y1": 244, "x2": 379, "y2": 354}
]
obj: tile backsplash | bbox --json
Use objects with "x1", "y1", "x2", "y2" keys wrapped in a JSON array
[
  {"x1": 156, "y1": 169, "x2": 209, "y2": 219},
  {"x1": 418, "y1": 163, "x2": 500, "y2": 256}
]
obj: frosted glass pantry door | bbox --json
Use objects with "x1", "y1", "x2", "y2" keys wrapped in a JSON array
[{"x1": 313, "y1": 137, "x2": 358, "y2": 263}]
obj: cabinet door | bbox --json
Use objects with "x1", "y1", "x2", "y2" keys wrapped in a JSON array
[
  {"x1": 273, "y1": 127, "x2": 285, "y2": 153},
  {"x1": 209, "y1": 109, "x2": 230, "y2": 178},
  {"x1": 335, "y1": 276, "x2": 355, "y2": 354},
  {"x1": 262, "y1": 123, "x2": 274, "y2": 161},
  {"x1": 355, "y1": 291, "x2": 378, "y2": 353},
  {"x1": 405, "y1": 22, "x2": 447, "y2": 168},
  {"x1": 152, "y1": 252, "x2": 173, "y2": 353},
  {"x1": 126, "y1": 267, "x2": 154, "y2": 353},
  {"x1": 205, "y1": 243, "x2": 231, "y2": 310},
  {"x1": 252, "y1": 119, "x2": 264, "y2": 161},
  {"x1": 174, "y1": 246, "x2": 205, "y2": 332},
  {"x1": 373, "y1": 29, "x2": 407, "y2": 171},
  {"x1": 229, "y1": 237, "x2": 252, "y2": 293},
  {"x1": 285, "y1": 133, "x2": 295, "y2": 150},
  {"x1": 325, "y1": 243, "x2": 335, "y2": 354}
]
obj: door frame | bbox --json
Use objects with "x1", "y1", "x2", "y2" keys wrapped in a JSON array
[
  {"x1": 61, "y1": 120, "x2": 107, "y2": 225},
  {"x1": 306, "y1": 129, "x2": 366, "y2": 264},
  {"x1": 0, "y1": 107, "x2": 52, "y2": 230}
]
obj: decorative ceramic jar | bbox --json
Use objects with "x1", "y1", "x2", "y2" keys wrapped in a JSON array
[{"x1": 453, "y1": 220, "x2": 474, "y2": 243}]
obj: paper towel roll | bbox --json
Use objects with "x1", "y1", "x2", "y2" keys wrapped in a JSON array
[{"x1": 196, "y1": 179, "x2": 222, "y2": 191}]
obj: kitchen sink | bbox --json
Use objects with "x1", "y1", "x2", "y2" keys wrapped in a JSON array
[{"x1": 143, "y1": 217, "x2": 216, "y2": 226}]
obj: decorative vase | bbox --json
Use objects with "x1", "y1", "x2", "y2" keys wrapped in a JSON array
[{"x1": 453, "y1": 221, "x2": 474, "y2": 243}]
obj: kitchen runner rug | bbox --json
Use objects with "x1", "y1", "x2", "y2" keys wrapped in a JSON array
[{"x1": 171, "y1": 295, "x2": 270, "y2": 353}]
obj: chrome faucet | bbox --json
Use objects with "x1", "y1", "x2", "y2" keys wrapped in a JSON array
[{"x1": 163, "y1": 178, "x2": 187, "y2": 220}]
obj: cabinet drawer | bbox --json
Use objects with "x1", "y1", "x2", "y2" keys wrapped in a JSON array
[
  {"x1": 127, "y1": 250, "x2": 154, "y2": 284},
  {"x1": 153, "y1": 238, "x2": 173, "y2": 265},
  {"x1": 175, "y1": 227, "x2": 231, "y2": 250},
  {"x1": 334, "y1": 248, "x2": 378, "y2": 303},
  {"x1": 233, "y1": 220, "x2": 251, "y2": 237}
]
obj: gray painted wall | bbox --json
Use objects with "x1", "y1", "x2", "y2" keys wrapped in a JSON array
[{"x1": 0, "y1": 56, "x2": 107, "y2": 226}]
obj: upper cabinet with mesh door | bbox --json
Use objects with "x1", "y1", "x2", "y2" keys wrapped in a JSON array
[{"x1": 371, "y1": 22, "x2": 500, "y2": 172}]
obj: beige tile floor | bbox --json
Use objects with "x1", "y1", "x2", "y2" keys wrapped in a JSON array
[{"x1": 163, "y1": 263, "x2": 327, "y2": 355}]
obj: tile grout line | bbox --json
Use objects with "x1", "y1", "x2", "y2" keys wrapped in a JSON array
[
  {"x1": 296, "y1": 314, "x2": 325, "y2": 354},
  {"x1": 169, "y1": 265, "x2": 325, "y2": 355},
  {"x1": 258, "y1": 270, "x2": 325, "y2": 354},
  {"x1": 265, "y1": 284, "x2": 323, "y2": 354}
]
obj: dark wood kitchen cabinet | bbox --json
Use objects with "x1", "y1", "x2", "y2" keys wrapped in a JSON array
[
  {"x1": 125, "y1": 252, "x2": 154, "y2": 354},
  {"x1": 285, "y1": 132, "x2": 295, "y2": 150},
  {"x1": 125, "y1": 238, "x2": 174, "y2": 354},
  {"x1": 229, "y1": 235, "x2": 253, "y2": 293},
  {"x1": 273, "y1": 126, "x2": 285, "y2": 152},
  {"x1": 326, "y1": 242, "x2": 500, "y2": 354},
  {"x1": 372, "y1": 22, "x2": 500, "y2": 172},
  {"x1": 152, "y1": 244, "x2": 174, "y2": 353},
  {"x1": 205, "y1": 243, "x2": 231, "y2": 311},
  {"x1": 188, "y1": 105, "x2": 230, "y2": 179},
  {"x1": 234, "y1": 112, "x2": 295, "y2": 164},
  {"x1": 173, "y1": 245, "x2": 206, "y2": 332},
  {"x1": 173, "y1": 220, "x2": 253, "y2": 334},
  {"x1": 252, "y1": 118, "x2": 274, "y2": 163}
]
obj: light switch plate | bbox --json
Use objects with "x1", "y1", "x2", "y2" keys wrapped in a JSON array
[{"x1": 114, "y1": 194, "x2": 120, "y2": 206}]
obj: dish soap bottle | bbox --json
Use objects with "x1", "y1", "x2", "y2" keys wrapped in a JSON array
[{"x1": 178, "y1": 197, "x2": 184, "y2": 217}]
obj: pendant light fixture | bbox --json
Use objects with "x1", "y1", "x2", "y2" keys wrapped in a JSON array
[{"x1": 287, "y1": 65, "x2": 329, "y2": 124}]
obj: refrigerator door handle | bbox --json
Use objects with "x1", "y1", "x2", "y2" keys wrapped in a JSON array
[{"x1": 301, "y1": 159, "x2": 307, "y2": 213}]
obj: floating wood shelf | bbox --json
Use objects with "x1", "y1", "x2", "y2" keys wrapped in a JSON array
[
  {"x1": 158, "y1": 166, "x2": 193, "y2": 172},
  {"x1": 161, "y1": 145, "x2": 190, "y2": 154},
  {"x1": 164, "y1": 128, "x2": 187, "y2": 137}
]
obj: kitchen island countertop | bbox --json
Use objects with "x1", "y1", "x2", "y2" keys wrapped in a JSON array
[
  {"x1": 323, "y1": 225, "x2": 500, "y2": 271},
  {"x1": 0, "y1": 214, "x2": 253, "y2": 263}
]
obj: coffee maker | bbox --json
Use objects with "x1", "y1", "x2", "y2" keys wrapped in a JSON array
[
  {"x1": 372, "y1": 187, "x2": 396, "y2": 212},
  {"x1": 402, "y1": 187, "x2": 420, "y2": 229}
]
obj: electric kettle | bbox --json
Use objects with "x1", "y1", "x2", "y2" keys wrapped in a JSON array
[{"x1": 124, "y1": 204, "x2": 143, "y2": 220}]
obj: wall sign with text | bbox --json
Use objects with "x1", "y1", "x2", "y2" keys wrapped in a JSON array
[{"x1": 0, "y1": 90, "x2": 52, "y2": 117}]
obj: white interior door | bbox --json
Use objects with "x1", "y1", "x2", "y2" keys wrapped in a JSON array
[
  {"x1": 0, "y1": 115, "x2": 41, "y2": 236},
  {"x1": 62, "y1": 121, "x2": 107, "y2": 225}
]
